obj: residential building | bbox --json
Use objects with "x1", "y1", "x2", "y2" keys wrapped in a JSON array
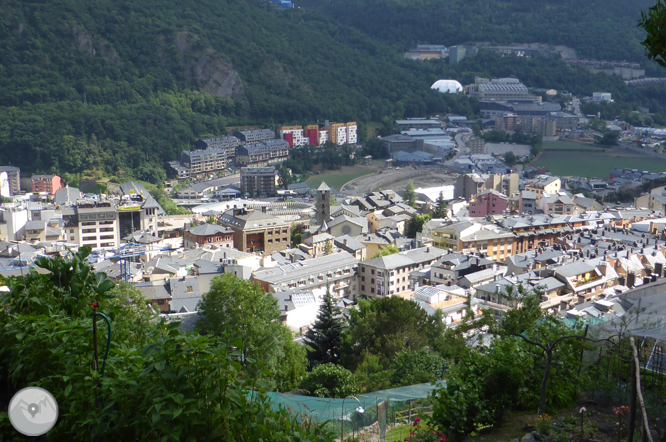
[
  {"x1": 500, "y1": 215, "x2": 572, "y2": 254},
  {"x1": 485, "y1": 173, "x2": 519, "y2": 198},
  {"x1": 525, "y1": 175, "x2": 561, "y2": 203},
  {"x1": 429, "y1": 253, "x2": 495, "y2": 285},
  {"x1": 411, "y1": 285, "x2": 474, "y2": 325},
  {"x1": 321, "y1": 122, "x2": 350, "y2": 145},
  {"x1": 63, "y1": 200, "x2": 120, "y2": 249},
  {"x1": 549, "y1": 112, "x2": 579, "y2": 131},
  {"x1": 279, "y1": 126, "x2": 308, "y2": 147},
  {"x1": 358, "y1": 247, "x2": 447, "y2": 298},
  {"x1": 300, "y1": 233, "x2": 336, "y2": 257},
  {"x1": 24, "y1": 219, "x2": 66, "y2": 243},
  {"x1": 537, "y1": 118, "x2": 557, "y2": 137},
  {"x1": 431, "y1": 221, "x2": 480, "y2": 251},
  {"x1": 334, "y1": 235, "x2": 367, "y2": 261},
  {"x1": 118, "y1": 182, "x2": 163, "y2": 238},
  {"x1": 253, "y1": 251, "x2": 359, "y2": 299},
  {"x1": 54, "y1": 186, "x2": 83, "y2": 206},
  {"x1": 542, "y1": 193, "x2": 574, "y2": 215},
  {"x1": 31, "y1": 175, "x2": 62, "y2": 195},
  {"x1": 180, "y1": 148, "x2": 228, "y2": 175},
  {"x1": 274, "y1": 289, "x2": 324, "y2": 332},
  {"x1": 235, "y1": 140, "x2": 289, "y2": 167},
  {"x1": 218, "y1": 207, "x2": 289, "y2": 254},
  {"x1": 183, "y1": 224, "x2": 234, "y2": 249},
  {"x1": 455, "y1": 173, "x2": 486, "y2": 200},
  {"x1": 554, "y1": 261, "x2": 611, "y2": 302},
  {"x1": 0, "y1": 166, "x2": 20, "y2": 195},
  {"x1": 234, "y1": 129, "x2": 275, "y2": 145},
  {"x1": 195, "y1": 136, "x2": 241, "y2": 152},
  {"x1": 0, "y1": 207, "x2": 29, "y2": 241},
  {"x1": 468, "y1": 190, "x2": 508, "y2": 217},
  {"x1": 494, "y1": 113, "x2": 518, "y2": 132},
  {"x1": 467, "y1": 137, "x2": 485, "y2": 155},
  {"x1": 240, "y1": 166, "x2": 278, "y2": 196},
  {"x1": 459, "y1": 228, "x2": 515, "y2": 262}
]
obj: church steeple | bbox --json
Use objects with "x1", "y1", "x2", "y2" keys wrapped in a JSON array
[{"x1": 315, "y1": 181, "x2": 331, "y2": 226}]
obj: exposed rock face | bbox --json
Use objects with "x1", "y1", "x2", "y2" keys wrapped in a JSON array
[{"x1": 174, "y1": 31, "x2": 244, "y2": 99}]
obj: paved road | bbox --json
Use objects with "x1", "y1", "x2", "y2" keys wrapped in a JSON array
[
  {"x1": 572, "y1": 98, "x2": 589, "y2": 125},
  {"x1": 454, "y1": 133, "x2": 469, "y2": 155}
]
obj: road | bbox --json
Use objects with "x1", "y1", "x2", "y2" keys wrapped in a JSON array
[
  {"x1": 454, "y1": 133, "x2": 469, "y2": 155},
  {"x1": 571, "y1": 98, "x2": 589, "y2": 125}
]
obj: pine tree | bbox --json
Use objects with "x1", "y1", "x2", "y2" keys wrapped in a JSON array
[
  {"x1": 303, "y1": 289, "x2": 345, "y2": 367},
  {"x1": 434, "y1": 191, "x2": 448, "y2": 218}
]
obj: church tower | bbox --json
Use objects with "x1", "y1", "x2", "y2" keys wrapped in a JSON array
[{"x1": 315, "y1": 181, "x2": 331, "y2": 226}]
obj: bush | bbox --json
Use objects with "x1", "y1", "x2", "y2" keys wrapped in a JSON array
[{"x1": 300, "y1": 363, "x2": 360, "y2": 398}]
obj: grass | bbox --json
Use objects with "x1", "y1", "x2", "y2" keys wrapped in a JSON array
[
  {"x1": 386, "y1": 424, "x2": 412, "y2": 442},
  {"x1": 533, "y1": 146, "x2": 666, "y2": 178},
  {"x1": 305, "y1": 169, "x2": 375, "y2": 190},
  {"x1": 542, "y1": 140, "x2": 606, "y2": 151}
]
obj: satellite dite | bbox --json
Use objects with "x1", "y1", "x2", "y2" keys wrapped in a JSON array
[{"x1": 8, "y1": 386, "x2": 59, "y2": 436}]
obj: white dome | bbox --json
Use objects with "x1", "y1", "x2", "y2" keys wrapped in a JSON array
[{"x1": 431, "y1": 79, "x2": 463, "y2": 94}]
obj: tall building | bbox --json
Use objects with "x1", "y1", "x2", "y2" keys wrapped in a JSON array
[
  {"x1": 449, "y1": 46, "x2": 466, "y2": 64},
  {"x1": 494, "y1": 113, "x2": 518, "y2": 132},
  {"x1": 316, "y1": 182, "x2": 331, "y2": 226},
  {"x1": 240, "y1": 166, "x2": 278, "y2": 196},
  {"x1": 0, "y1": 166, "x2": 20, "y2": 195},
  {"x1": 279, "y1": 126, "x2": 308, "y2": 147},
  {"x1": 279, "y1": 122, "x2": 358, "y2": 147},
  {"x1": 180, "y1": 148, "x2": 228, "y2": 175}
]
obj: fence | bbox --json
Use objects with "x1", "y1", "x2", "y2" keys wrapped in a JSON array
[{"x1": 267, "y1": 381, "x2": 444, "y2": 441}]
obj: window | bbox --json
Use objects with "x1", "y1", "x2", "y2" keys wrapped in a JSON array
[
  {"x1": 371, "y1": 278, "x2": 375, "y2": 284},
  {"x1": 70, "y1": 236, "x2": 74, "y2": 241},
  {"x1": 361, "y1": 285, "x2": 365, "y2": 291},
  {"x1": 361, "y1": 276, "x2": 365, "y2": 282},
  {"x1": 371, "y1": 269, "x2": 375, "y2": 275}
]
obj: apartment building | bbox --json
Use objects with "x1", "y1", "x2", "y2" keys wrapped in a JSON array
[
  {"x1": 218, "y1": 207, "x2": 289, "y2": 254},
  {"x1": 194, "y1": 136, "x2": 240, "y2": 153},
  {"x1": 180, "y1": 148, "x2": 228, "y2": 175},
  {"x1": 459, "y1": 228, "x2": 515, "y2": 262},
  {"x1": 358, "y1": 247, "x2": 447, "y2": 298},
  {"x1": 235, "y1": 129, "x2": 275, "y2": 145},
  {"x1": 468, "y1": 190, "x2": 508, "y2": 217},
  {"x1": 63, "y1": 200, "x2": 120, "y2": 248},
  {"x1": 183, "y1": 224, "x2": 233, "y2": 249},
  {"x1": 279, "y1": 126, "x2": 308, "y2": 147},
  {"x1": 240, "y1": 167, "x2": 278, "y2": 196},
  {"x1": 253, "y1": 251, "x2": 359, "y2": 299},
  {"x1": 494, "y1": 113, "x2": 518, "y2": 132},
  {"x1": 525, "y1": 175, "x2": 561, "y2": 203},
  {"x1": 537, "y1": 118, "x2": 557, "y2": 137},
  {"x1": 31, "y1": 175, "x2": 62, "y2": 195},
  {"x1": 467, "y1": 137, "x2": 485, "y2": 155},
  {"x1": 235, "y1": 140, "x2": 289, "y2": 167},
  {"x1": 0, "y1": 166, "x2": 20, "y2": 195}
]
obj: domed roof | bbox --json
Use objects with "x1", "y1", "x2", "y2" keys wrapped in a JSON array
[{"x1": 431, "y1": 79, "x2": 463, "y2": 94}]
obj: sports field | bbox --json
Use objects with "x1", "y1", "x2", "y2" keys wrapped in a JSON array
[
  {"x1": 533, "y1": 142, "x2": 666, "y2": 178},
  {"x1": 305, "y1": 168, "x2": 375, "y2": 190}
]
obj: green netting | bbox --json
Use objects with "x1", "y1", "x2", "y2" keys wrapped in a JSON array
[{"x1": 267, "y1": 381, "x2": 445, "y2": 423}]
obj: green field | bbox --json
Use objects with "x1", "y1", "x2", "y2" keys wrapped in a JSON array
[
  {"x1": 305, "y1": 169, "x2": 375, "y2": 190},
  {"x1": 533, "y1": 145, "x2": 666, "y2": 178},
  {"x1": 542, "y1": 140, "x2": 607, "y2": 151}
]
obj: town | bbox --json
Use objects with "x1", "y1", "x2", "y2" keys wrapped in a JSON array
[{"x1": 4, "y1": 78, "x2": 666, "y2": 441}]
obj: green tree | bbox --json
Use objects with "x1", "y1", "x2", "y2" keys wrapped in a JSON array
[
  {"x1": 371, "y1": 244, "x2": 400, "y2": 258},
  {"x1": 341, "y1": 296, "x2": 445, "y2": 370},
  {"x1": 433, "y1": 191, "x2": 448, "y2": 218},
  {"x1": 196, "y1": 273, "x2": 306, "y2": 391},
  {"x1": 303, "y1": 290, "x2": 346, "y2": 367},
  {"x1": 640, "y1": 0, "x2": 666, "y2": 67},
  {"x1": 406, "y1": 213, "x2": 432, "y2": 238},
  {"x1": 300, "y1": 363, "x2": 360, "y2": 398},
  {"x1": 291, "y1": 222, "x2": 307, "y2": 247},
  {"x1": 596, "y1": 131, "x2": 619, "y2": 146},
  {"x1": 504, "y1": 151, "x2": 517, "y2": 166},
  {"x1": 390, "y1": 349, "x2": 445, "y2": 386},
  {"x1": 274, "y1": 326, "x2": 308, "y2": 392},
  {"x1": 404, "y1": 179, "x2": 417, "y2": 207}
]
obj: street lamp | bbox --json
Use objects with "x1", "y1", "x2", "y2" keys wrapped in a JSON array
[{"x1": 341, "y1": 395, "x2": 364, "y2": 441}]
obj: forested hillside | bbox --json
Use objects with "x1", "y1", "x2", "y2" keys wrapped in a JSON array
[
  {"x1": 299, "y1": 0, "x2": 654, "y2": 62},
  {"x1": 0, "y1": 0, "x2": 469, "y2": 181}
]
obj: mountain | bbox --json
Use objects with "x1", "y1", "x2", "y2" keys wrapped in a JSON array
[
  {"x1": 298, "y1": 0, "x2": 654, "y2": 62},
  {"x1": 0, "y1": 0, "x2": 472, "y2": 181}
]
